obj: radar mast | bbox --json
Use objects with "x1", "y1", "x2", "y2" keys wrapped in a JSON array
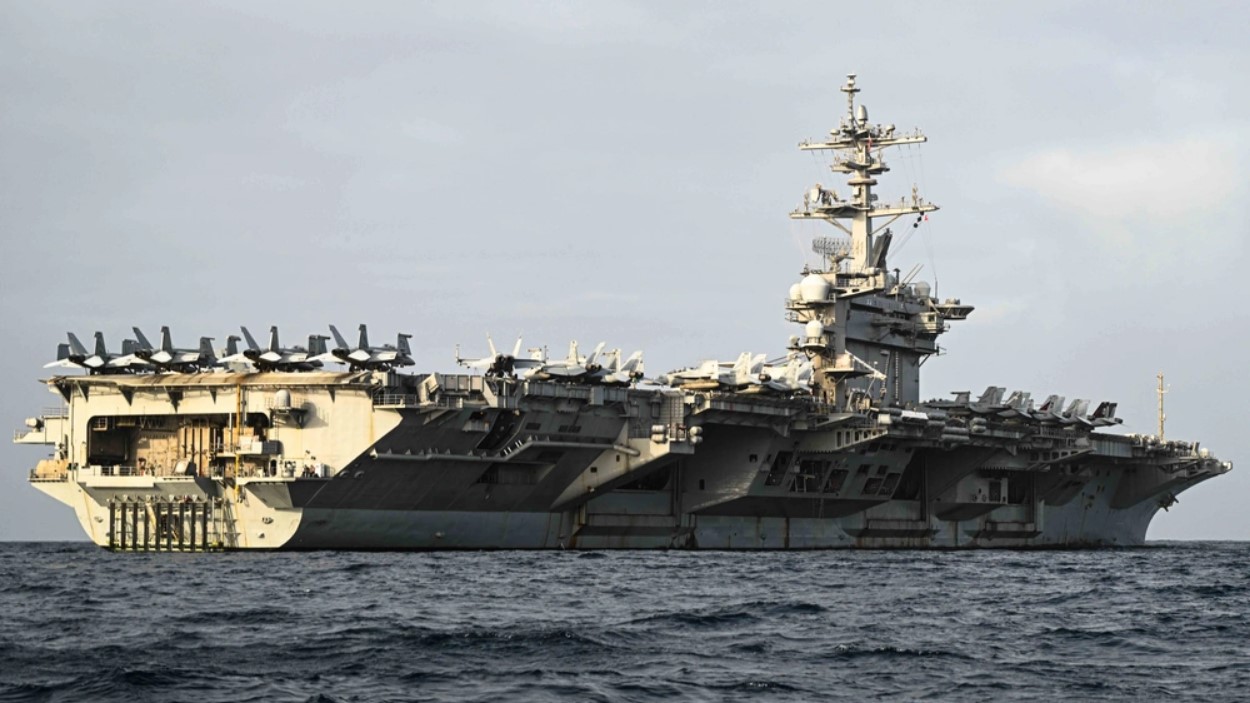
[
  {"x1": 786, "y1": 74, "x2": 967, "y2": 409},
  {"x1": 793, "y1": 73, "x2": 936, "y2": 273}
]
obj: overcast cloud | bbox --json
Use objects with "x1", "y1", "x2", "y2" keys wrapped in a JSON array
[{"x1": 1, "y1": 1, "x2": 1247, "y2": 541}]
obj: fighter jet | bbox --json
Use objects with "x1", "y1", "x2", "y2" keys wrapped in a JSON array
[
  {"x1": 225, "y1": 326, "x2": 325, "y2": 372},
  {"x1": 660, "y1": 352, "x2": 766, "y2": 391},
  {"x1": 744, "y1": 354, "x2": 813, "y2": 395},
  {"x1": 1035, "y1": 390, "x2": 1065, "y2": 412},
  {"x1": 589, "y1": 349, "x2": 646, "y2": 386},
  {"x1": 45, "y1": 332, "x2": 147, "y2": 374},
  {"x1": 965, "y1": 386, "x2": 1009, "y2": 414},
  {"x1": 217, "y1": 335, "x2": 251, "y2": 370},
  {"x1": 1065, "y1": 399, "x2": 1091, "y2": 422},
  {"x1": 122, "y1": 326, "x2": 218, "y2": 372},
  {"x1": 1031, "y1": 395, "x2": 1066, "y2": 422},
  {"x1": 528, "y1": 341, "x2": 608, "y2": 381},
  {"x1": 996, "y1": 390, "x2": 1034, "y2": 419},
  {"x1": 1087, "y1": 401, "x2": 1121, "y2": 427},
  {"x1": 456, "y1": 335, "x2": 546, "y2": 377},
  {"x1": 315, "y1": 324, "x2": 414, "y2": 371}
]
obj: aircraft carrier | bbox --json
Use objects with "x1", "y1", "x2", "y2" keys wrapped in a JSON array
[{"x1": 15, "y1": 75, "x2": 1231, "y2": 550}]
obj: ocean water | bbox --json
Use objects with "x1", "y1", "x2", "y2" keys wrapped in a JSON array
[{"x1": 0, "y1": 542, "x2": 1247, "y2": 702}]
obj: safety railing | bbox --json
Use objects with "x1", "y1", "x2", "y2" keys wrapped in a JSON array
[
  {"x1": 373, "y1": 393, "x2": 421, "y2": 407},
  {"x1": 96, "y1": 465, "x2": 140, "y2": 477}
]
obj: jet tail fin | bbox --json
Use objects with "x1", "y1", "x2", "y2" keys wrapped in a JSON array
[
  {"x1": 268, "y1": 326, "x2": 280, "y2": 353},
  {"x1": 1091, "y1": 401, "x2": 1115, "y2": 421},
  {"x1": 64, "y1": 332, "x2": 88, "y2": 357},
  {"x1": 55, "y1": 343, "x2": 71, "y2": 361},
  {"x1": 397, "y1": 333, "x2": 412, "y2": 356},
  {"x1": 225, "y1": 335, "x2": 241, "y2": 357},
  {"x1": 733, "y1": 352, "x2": 752, "y2": 374},
  {"x1": 309, "y1": 335, "x2": 329, "y2": 356},
  {"x1": 785, "y1": 356, "x2": 804, "y2": 382},
  {"x1": 749, "y1": 353, "x2": 767, "y2": 375},
  {"x1": 132, "y1": 327, "x2": 153, "y2": 351},
  {"x1": 198, "y1": 337, "x2": 216, "y2": 362},
  {"x1": 122, "y1": 339, "x2": 140, "y2": 355},
  {"x1": 621, "y1": 351, "x2": 643, "y2": 374},
  {"x1": 240, "y1": 326, "x2": 261, "y2": 351},
  {"x1": 978, "y1": 386, "x2": 1005, "y2": 405},
  {"x1": 159, "y1": 326, "x2": 174, "y2": 353},
  {"x1": 1007, "y1": 391, "x2": 1031, "y2": 411},
  {"x1": 357, "y1": 324, "x2": 369, "y2": 350},
  {"x1": 329, "y1": 325, "x2": 350, "y2": 350},
  {"x1": 586, "y1": 342, "x2": 606, "y2": 367}
]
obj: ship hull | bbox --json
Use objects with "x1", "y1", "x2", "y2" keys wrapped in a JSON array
[
  {"x1": 18, "y1": 372, "x2": 1229, "y2": 552},
  {"x1": 277, "y1": 478, "x2": 1175, "y2": 550},
  {"x1": 30, "y1": 459, "x2": 1208, "y2": 551}
]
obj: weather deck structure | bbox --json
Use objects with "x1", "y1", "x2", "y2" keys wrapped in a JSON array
[{"x1": 15, "y1": 76, "x2": 1230, "y2": 550}]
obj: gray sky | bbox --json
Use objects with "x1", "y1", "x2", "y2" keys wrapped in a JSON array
[{"x1": 2, "y1": 1, "x2": 1247, "y2": 541}]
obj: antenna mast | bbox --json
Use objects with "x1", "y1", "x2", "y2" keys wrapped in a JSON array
[
  {"x1": 786, "y1": 74, "x2": 950, "y2": 407},
  {"x1": 1157, "y1": 372, "x2": 1167, "y2": 440}
]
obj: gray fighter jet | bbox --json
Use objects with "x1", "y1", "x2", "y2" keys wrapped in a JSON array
[
  {"x1": 222, "y1": 326, "x2": 325, "y2": 372},
  {"x1": 315, "y1": 324, "x2": 414, "y2": 371},
  {"x1": 122, "y1": 327, "x2": 217, "y2": 372},
  {"x1": 45, "y1": 332, "x2": 146, "y2": 374}
]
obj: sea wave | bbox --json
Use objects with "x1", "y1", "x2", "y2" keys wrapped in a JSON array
[{"x1": 0, "y1": 542, "x2": 1246, "y2": 702}]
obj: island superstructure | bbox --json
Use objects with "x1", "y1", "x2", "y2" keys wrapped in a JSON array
[{"x1": 14, "y1": 76, "x2": 1231, "y2": 550}]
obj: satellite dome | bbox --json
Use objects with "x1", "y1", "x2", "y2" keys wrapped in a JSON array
[
  {"x1": 914, "y1": 281, "x2": 932, "y2": 299},
  {"x1": 804, "y1": 320, "x2": 824, "y2": 340},
  {"x1": 799, "y1": 274, "x2": 831, "y2": 303},
  {"x1": 788, "y1": 283, "x2": 802, "y2": 301}
]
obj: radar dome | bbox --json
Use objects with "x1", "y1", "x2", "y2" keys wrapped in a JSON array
[
  {"x1": 788, "y1": 283, "x2": 802, "y2": 301},
  {"x1": 799, "y1": 274, "x2": 831, "y2": 302},
  {"x1": 914, "y1": 281, "x2": 931, "y2": 299},
  {"x1": 804, "y1": 320, "x2": 824, "y2": 340}
]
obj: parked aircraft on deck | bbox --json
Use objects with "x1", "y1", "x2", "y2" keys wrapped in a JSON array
[
  {"x1": 45, "y1": 332, "x2": 146, "y2": 374},
  {"x1": 121, "y1": 327, "x2": 218, "y2": 373},
  {"x1": 315, "y1": 324, "x2": 414, "y2": 371},
  {"x1": 659, "y1": 352, "x2": 766, "y2": 391},
  {"x1": 591, "y1": 349, "x2": 646, "y2": 386},
  {"x1": 526, "y1": 341, "x2": 608, "y2": 381},
  {"x1": 743, "y1": 353, "x2": 812, "y2": 395},
  {"x1": 221, "y1": 326, "x2": 326, "y2": 372},
  {"x1": 456, "y1": 335, "x2": 545, "y2": 377}
]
